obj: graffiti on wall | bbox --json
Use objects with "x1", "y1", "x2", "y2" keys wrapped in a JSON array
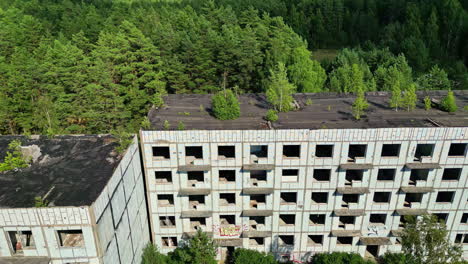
[{"x1": 212, "y1": 224, "x2": 249, "y2": 237}]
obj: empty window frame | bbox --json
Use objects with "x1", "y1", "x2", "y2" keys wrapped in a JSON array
[
  {"x1": 249, "y1": 216, "x2": 265, "y2": 229},
  {"x1": 219, "y1": 170, "x2": 236, "y2": 183},
  {"x1": 283, "y1": 145, "x2": 301, "y2": 158},
  {"x1": 455, "y1": 234, "x2": 468, "y2": 244},
  {"x1": 348, "y1": 144, "x2": 367, "y2": 160},
  {"x1": 157, "y1": 194, "x2": 174, "y2": 206},
  {"x1": 313, "y1": 169, "x2": 331, "y2": 181},
  {"x1": 250, "y1": 194, "x2": 266, "y2": 208},
  {"x1": 442, "y1": 168, "x2": 462, "y2": 181},
  {"x1": 316, "y1": 145, "x2": 333, "y2": 158},
  {"x1": 414, "y1": 144, "x2": 435, "y2": 161},
  {"x1": 189, "y1": 195, "x2": 205, "y2": 209},
  {"x1": 152, "y1": 146, "x2": 170, "y2": 159},
  {"x1": 377, "y1": 169, "x2": 395, "y2": 181},
  {"x1": 338, "y1": 216, "x2": 355, "y2": 228},
  {"x1": 373, "y1": 192, "x2": 391, "y2": 203},
  {"x1": 404, "y1": 193, "x2": 423, "y2": 206},
  {"x1": 190, "y1": 217, "x2": 206, "y2": 230},
  {"x1": 399, "y1": 216, "x2": 409, "y2": 228},
  {"x1": 185, "y1": 146, "x2": 203, "y2": 159},
  {"x1": 409, "y1": 169, "x2": 429, "y2": 184},
  {"x1": 462, "y1": 213, "x2": 468, "y2": 224},
  {"x1": 187, "y1": 171, "x2": 204, "y2": 183},
  {"x1": 342, "y1": 194, "x2": 359, "y2": 207},
  {"x1": 308, "y1": 235, "x2": 323, "y2": 246},
  {"x1": 161, "y1": 237, "x2": 177, "y2": 247},
  {"x1": 251, "y1": 145, "x2": 268, "y2": 158},
  {"x1": 279, "y1": 214, "x2": 296, "y2": 225},
  {"x1": 249, "y1": 237, "x2": 265, "y2": 246},
  {"x1": 448, "y1": 143, "x2": 467, "y2": 156},
  {"x1": 250, "y1": 170, "x2": 267, "y2": 184},
  {"x1": 436, "y1": 191, "x2": 455, "y2": 203},
  {"x1": 311, "y1": 192, "x2": 328, "y2": 204},
  {"x1": 282, "y1": 169, "x2": 299, "y2": 182},
  {"x1": 309, "y1": 214, "x2": 326, "y2": 225},
  {"x1": 219, "y1": 193, "x2": 236, "y2": 205},
  {"x1": 218, "y1": 146, "x2": 235, "y2": 159},
  {"x1": 369, "y1": 214, "x2": 387, "y2": 225},
  {"x1": 381, "y1": 144, "x2": 401, "y2": 157},
  {"x1": 345, "y1": 170, "x2": 363, "y2": 185},
  {"x1": 155, "y1": 171, "x2": 172, "y2": 183},
  {"x1": 159, "y1": 216, "x2": 176, "y2": 227},
  {"x1": 280, "y1": 192, "x2": 297, "y2": 204},
  {"x1": 433, "y1": 213, "x2": 449, "y2": 223},
  {"x1": 220, "y1": 215, "x2": 236, "y2": 225},
  {"x1": 278, "y1": 235, "x2": 294, "y2": 246},
  {"x1": 336, "y1": 236, "x2": 353, "y2": 245},
  {"x1": 8, "y1": 231, "x2": 35, "y2": 254},
  {"x1": 57, "y1": 230, "x2": 84, "y2": 247}
]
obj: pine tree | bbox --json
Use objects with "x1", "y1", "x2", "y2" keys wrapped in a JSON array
[{"x1": 265, "y1": 62, "x2": 295, "y2": 112}]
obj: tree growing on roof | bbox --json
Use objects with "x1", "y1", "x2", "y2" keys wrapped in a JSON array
[
  {"x1": 351, "y1": 87, "x2": 369, "y2": 120},
  {"x1": 211, "y1": 89, "x2": 241, "y2": 120},
  {"x1": 0, "y1": 140, "x2": 30, "y2": 172},
  {"x1": 402, "y1": 83, "x2": 417, "y2": 111},
  {"x1": 266, "y1": 62, "x2": 295, "y2": 112},
  {"x1": 440, "y1": 90, "x2": 458, "y2": 113}
]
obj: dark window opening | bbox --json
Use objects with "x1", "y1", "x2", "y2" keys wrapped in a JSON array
[
  {"x1": 436, "y1": 192, "x2": 454, "y2": 203},
  {"x1": 409, "y1": 169, "x2": 429, "y2": 185},
  {"x1": 155, "y1": 171, "x2": 172, "y2": 183},
  {"x1": 337, "y1": 236, "x2": 353, "y2": 245},
  {"x1": 249, "y1": 237, "x2": 265, "y2": 246},
  {"x1": 186, "y1": 146, "x2": 203, "y2": 159},
  {"x1": 279, "y1": 214, "x2": 296, "y2": 225},
  {"x1": 280, "y1": 192, "x2": 297, "y2": 204},
  {"x1": 381, "y1": 144, "x2": 401, "y2": 157},
  {"x1": 345, "y1": 170, "x2": 363, "y2": 185},
  {"x1": 250, "y1": 194, "x2": 266, "y2": 208},
  {"x1": 404, "y1": 193, "x2": 423, "y2": 207},
  {"x1": 251, "y1": 145, "x2": 268, "y2": 158},
  {"x1": 189, "y1": 195, "x2": 205, "y2": 209},
  {"x1": 282, "y1": 169, "x2": 298, "y2": 182},
  {"x1": 448, "y1": 143, "x2": 467, "y2": 156},
  {"x1": 218, "y1": 146, "x2": 235, "y2": 158},
  {"x1": 377, "y1": 169, "x2": 395, "y2": 181},
  {"x1": 219, "y1": 170, "x2": 236, "y2": 183},
  {"x1": 399, "y1": 216, "x2": 410, "y2": 228},
  {"x1": 190, "y1": 217, "x2": 206, "y2": 230},
  {"x1": 373, "y1": 192, "x2": 391, "y2": 203},
  {"x1": 366, "y1": 245, "x2": 379, "y2": 258},
  {"x1": 279, "y1": 235, "x2": 294, "y2": 246},
  {"x1": 219, "y1": 193, "x2": 236, "y2": 205},
  {"x1": 250, "y1": 170, "x2": 267, "y2": 185},
  {"x1": 312, "y1": 192, "x2": 328, "y2": 204},
  {"x1": 161, "y1": 237, "x2": 177, "y2": 247},
  {"x1": 308, "y1": 235, "x2": 323, "y2": 246},
  {"x1": 369, "y1": 214, "x2": 386, "y2": 224},
  {"x1": 282, "y1": 169, "x2": 299, "y2": 176},
  {"x1": 414, "y1": 144, "x2": 434, "y2": 161},
  {"x1": 442, "y1": 168, "x2": 461, "y2": 181},
  {"x1": 339, "y1": 216, "x2": 356, "y2": 227},
  {"x1": 342, "y1": 194, "x2": 359, "y2": 205},
  {"x1": 157, "y1": 194, "x2": 174, "y2": 206},
  {"x1": 153, "y1": 147, "x2": 170, "y2": 159},
  {"x1": 188, "y1": 171, "x2": 204, "y2": 182},
  {"x1": 316, "y1": 145, "x2": 333, "y2": 157},
  {"x1": 309, "y1": 214, "x2": 326, "y2": 225},
  {"x1": 348, "y1": 144, "x2": 367, "y2": 161},
  {"x1": 159, "y1": 216, "x2": 176, "y2": 227},
  {"x1": 283, "y1": 145, "x2": 301, "y2": 158},
  {"x1": 314, "y1": 169, "x2": 331, "y2": 181},
  {"x1": 455, "y1": 234, "x2": 463, "y2": 243},
  {"x1": 8, "y1": 231, "x2": 35, "y2": 254},
  {"x1": 462, "y1": 213, "x2": 468, "y2": 224},
  {"x1": 58, "y1": 230, "x2": 84, "y2": 247},
  {"x1": 433, "y1": 213, "x2": 448, "y2": 223},
  {"x1": 249, "y1": 216, "x2": 265, "y2": 230},
  {"x1": 220, "y1": 215, "x2": 236, "y2": 225}
]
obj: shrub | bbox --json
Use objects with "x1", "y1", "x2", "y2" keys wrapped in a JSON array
[
  {"x1": 0, "y1": 140, "x2": 30, "y2": 172},
  {"x1": 231, "y1": 248, "x2": 277, "y2": 264},
  {"x1": 177, "y1": 121, "x2": 185, "y2": 130},
  {"x1": 163, "y1": 120, "x2": 170, "y2": 130},
  {"x1": 212, "y1": 89, "x2": 241, "y2": 120},
  {"x1": 312, "y1": 252, "x2": 374, "y2": 264},
  {"x1": 440, "y1": 90, "x2": 458, "y2": 112},
  {"x1": 380, "y1": 252, "x2": 417, "y2": 264},
  {"x1": 424, "y1": 96, "x2": 432, "y2": 110},
  {"x1": 265, "y1": 109, "x2": 278, "y2": 122}
]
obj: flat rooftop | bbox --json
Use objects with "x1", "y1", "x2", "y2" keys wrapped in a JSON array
[
  {"x1": 0, "y1": 135, "x2": 122, "y2": 208},
  {"x1": 148, "y1": 91, "x2": 468, "y2": 130}
]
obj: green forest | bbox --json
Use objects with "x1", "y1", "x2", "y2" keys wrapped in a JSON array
[{"x1": 0, "y1": 0, "x2": 467, "y2": 134}]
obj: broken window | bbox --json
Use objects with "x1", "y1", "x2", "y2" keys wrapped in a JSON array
[
  {"x1": 404, "y1": 193, "x2": 423, "y2": 207},
  {"x1": 219, "y1": 170, "x2": 236, "y2": 183},
  {"x1": 219, "y1": 193, "x2": 236, "y2": 205},
  {"x1": 336, "y1": 236, "x2": 353, "y2": 245},
  {"x1": 342, "y1": 194, "x2": 359, "y2": 207},
  {"x1": 152, "y1": 146, "x2": 170, "y2": 159},
  {"x1": 462, "y1": 213, "x2": 468, "y2": 224},
  {"x1": 436, "y1": 191, "x2": 454, "y2": 203},
  {"x1": 249, "y1": 237, "x2": 264, "y2": 246},
  {"x1": 189, "y1": 195, "x2": 205, "y2": 209},
  {"x1": 249, "y1": 216, "x2": 265, "y2": 230},
  {"x1": 280, "y1": 192, "x2": 297, "y2": 204},
  {"x1": 309, "y1": 214, "x2": 326, "y2": 225},
  {"x1": 161, "y1": 237, "x2": 177, "y2": 247},
  {"x1": 251, "y1": 145, "x2": 268, "y2": 158},
  {"x1": 8, "y1": 231, "x2": 35, "y2": 254},
  {"x1": 187, "y1": 171, "x2": 204, "y2": 186},
  {"x1": 159, "y1": 216, "x2": 176, "y2": 227},
  {"x1": 283, "y1": 145, "x2": 301, "y2": 158},
  {"x1": 157, "y1": 194, "x2": 174, "y2": 206},
  {"x1": 345, "y1": 170, "x2": 363, "y2": 185},
  {"x1": 279, "y1": 214, "x2": 296, "y2": 225},
  {"x1": 409, "y1": 169, "x2": 429, "y2": 185},
  {"x1": 348, "y1": 144, "x2": 367, "y2": 161},
  {"x1": 316, "y1": 145, "x2": 333, "y2": 158},
  {"x1": 58, "y1": 230, "x2": 84, "y2": 247},
  {"x1": 250, "y1": 170, "x2": 267, "y2": 185},
  {"x1": 448, "y1": 143, "x2": 467, "y2": 156},
  {"x1": 414, "y1": 144, "x2": 434, "y2": 161},
  {"x1": 338, "y1": 216, "x2": 355, "y2": 228},
  {"x1": 155, "y1": 171, "x2": 172, "y2": 183},
  {"x1": 433, "y1": 213, "x2": 448, "y2": 223},
  {"x1": 442, "y1": 168, "x2": 461, "y2": 181},
  {"x1": 313, "y1": 169, "x2": 331, "y2": 181},
  {"x1": 186, "y1": 146, "x2": 203, "y2": 159},
  {"x1": 190, "y1": 217, "x2": 206, "y2": 231},
  {"x1": 377, "y1": 169, "x2": 395, "y2": 181},
  {"x1": 278, "y1": 235, "x2": 294, "y2": 246},
  {"x1": 218, "y1": 146, "x2": 235, "y2": 159},
  {"x1": 369, "y1": 214, "x2": 386, "y2": 225},
  {"x1": 250, "y1": 194, "x2": 266, "y2": 208},
  {"x1": 312, "y1": 192, "x2": 328, "y2": 204},
  {"x1": 282, "y1": 169, "x2": 298, "y2": 182},
  {"x1": 220, "y1": 215, "x2": 236, "y2": 225},
  {"x1": 381, "y1": 144, "x2": 401, "y2": 157},
  {"x1": 308, "y1": 235, "x2": 323, "y2": 246},
  {"x1": 373, "y1": 192, "x2": 391, "y2": 203},
  {"x1": 455, "y1": 234, "x2": 468, "y2": 244}
]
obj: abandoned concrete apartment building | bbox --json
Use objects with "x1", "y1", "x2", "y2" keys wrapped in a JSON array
[
  {"x1": 141, "y1": 91, "x2": 468, "y2": 261},
  {"x1": 0, "y1": 135, "x2": 149, "y2": 264}
]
